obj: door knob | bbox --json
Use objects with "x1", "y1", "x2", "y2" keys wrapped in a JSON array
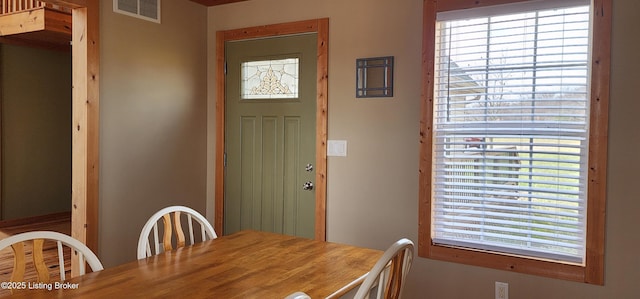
[{"x1": 302, "y1": 181, "x2": 314, "y2": 191}]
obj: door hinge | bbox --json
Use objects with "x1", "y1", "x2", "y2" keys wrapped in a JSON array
[
  {"x1": 223, "y1": 152, "x2": 227, "y2": 167},
  {"x1": 224, "y1": 61, "x2": 227, "y2": 75}
]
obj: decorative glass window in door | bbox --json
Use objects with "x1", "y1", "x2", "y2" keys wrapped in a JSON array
[{"x1": 241, "y1": 58, "x2": 300, "y2": 99}]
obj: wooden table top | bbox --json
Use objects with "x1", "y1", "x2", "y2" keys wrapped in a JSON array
[{"x1": 8, "y1": 230, "x2": 383, "y2": 298}]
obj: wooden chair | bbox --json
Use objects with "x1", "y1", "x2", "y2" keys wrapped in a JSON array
[
  {"x1": 0, "y1": 231, "x2": 103, "y2": 287},
  {"x1": 284, "y1": 291, "x2": 312, "y2": 299},
  {"x1": 286, "y1": 238, "x2": 414, "y2": 299},
  {"x1": 137, "y1": 206, "x2": 217, "y2": 259},
  {"x1": 354, "y1": 238, "x2": 414, "y2": 299}
]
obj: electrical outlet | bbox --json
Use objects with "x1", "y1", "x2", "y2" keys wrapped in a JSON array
[{"x1": 495, "y1": 282, "x2": 509, "y2": 299}]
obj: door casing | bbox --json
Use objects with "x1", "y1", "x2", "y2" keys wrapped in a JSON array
[
  {"x1": 215, "y1": 18, "x2": 329, "y2": 241},
  {"x1": 37, "y1": 0, "x2": 99, "y2": 277}
]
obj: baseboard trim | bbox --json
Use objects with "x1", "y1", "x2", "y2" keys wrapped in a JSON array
[{"x1": 0, "y1": 211, "x2": 71, "y2": 228}]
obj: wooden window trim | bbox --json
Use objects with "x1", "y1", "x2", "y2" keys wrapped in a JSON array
[{"x1": 418, "y1": 0, "x2": 610, "y2": 285}]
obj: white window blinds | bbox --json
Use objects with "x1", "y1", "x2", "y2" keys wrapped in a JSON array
[{"x1": 432, "y1": 3, "x2": 591, "y2": 264}]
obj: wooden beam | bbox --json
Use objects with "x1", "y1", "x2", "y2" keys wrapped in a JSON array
[
  {"x1": 223, "y1": 19, "x2": 319, "y2": 41},
  {"x1": 214, "y1": 30, "x2": 224, "y2": 233},
  {"x1": 418, "y1": 0, "x2": 436, "y2": 260},
  {"x1": 0, "y1": 7, "x2": 71, "y2": 49},
  {"x1": 44, "y1": 8, "x2": 72, "y2": 35},
  {"x1": 69, "y1": 0, "x2": 99, "y2": 270},
  {"x1": 39, "y1": 0, "x2": 86, "y2": 9},
  {"x1": 436, "y1": 0, "x2": 532, "y2": 12},
  {"x1": 584, "y1": 0, "x2": 611, "y2": 285},
  {"x1": 189, "y1": 0, "x2": 248, "y2": 6},
  {"x1": 0, "y1": 9, "x2": 45, "y2": 36},
  {"x1": 36, "y1": 0, "x2": 98, "y2": 277},
  {"x1": 314, "y1": 18, "x2": 328, "y2": 242}
]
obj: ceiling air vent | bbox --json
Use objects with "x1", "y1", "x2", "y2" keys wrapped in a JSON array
[{"x1": 114, "y1": 0, "x2": 161, "y2": 23}]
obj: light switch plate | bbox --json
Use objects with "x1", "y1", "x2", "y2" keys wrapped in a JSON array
[{"x1": 327, "y1": 140, "x2": 347, "y2": 157}]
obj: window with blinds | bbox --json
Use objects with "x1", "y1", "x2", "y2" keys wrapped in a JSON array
[{"x1": 432, "y1": 2, "x2": 591, "y2": 264}]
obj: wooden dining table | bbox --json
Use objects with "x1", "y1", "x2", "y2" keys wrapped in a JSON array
[{"x1": 7, "y1": 230, "x2": 383, "y2": 298}]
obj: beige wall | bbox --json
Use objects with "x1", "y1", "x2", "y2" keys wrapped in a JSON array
[
  {"x1": 98, "y1": 0, "x2": 208, "y2": 266},
  {"x1": 207, "y1": 0, "x2": 640, "y2": 298},
  {"x1": 0, "y1": 44, "x2": 71, "y2": 220}
]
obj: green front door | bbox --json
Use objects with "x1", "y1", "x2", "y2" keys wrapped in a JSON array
[{"x1": 224, "y1": 33, "x2": 317, "y2": 239}]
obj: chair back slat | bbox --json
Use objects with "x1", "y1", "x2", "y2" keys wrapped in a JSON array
[
  {"x1": 385, "y1": 251, "x2": 406, "y2": 298},
  {"x1": 78, "y1": 252, "x2": 86, "y2": 275},
  {"x1": 162, "y1": 214, "x2": 173, "y2": 252},
  {"x1": 57, "y1": 240, "x2": 65, "y2": 280},
  {"x1": 376, "y1": 272, "x2": 386, "y2": 298},
  {"x1": 199, "y1": 223, "x2": 206, "y2": 243},
  {"x1": 32, "y1": 239, "x2": 50, "y2": 283},
  {"x1": 187, "y1": 214, "x2": 195, "y2": 245},
  {"x1": 152, "y1": 223, "x2": 159, "y2": 255},
  {"x1": 10, "y1": 242, "x2": 26, "y2": 282},
  {"x1": 173, "y1": 211, "x2": 186, "y2": 248}
]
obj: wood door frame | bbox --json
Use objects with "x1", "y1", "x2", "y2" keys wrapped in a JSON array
[
  {"x1": 215, "y1": 18, "x2": 329, "y2": 241},
  {"x1": 40, "y1": 0, "x2": 99, "y2": 275}
]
